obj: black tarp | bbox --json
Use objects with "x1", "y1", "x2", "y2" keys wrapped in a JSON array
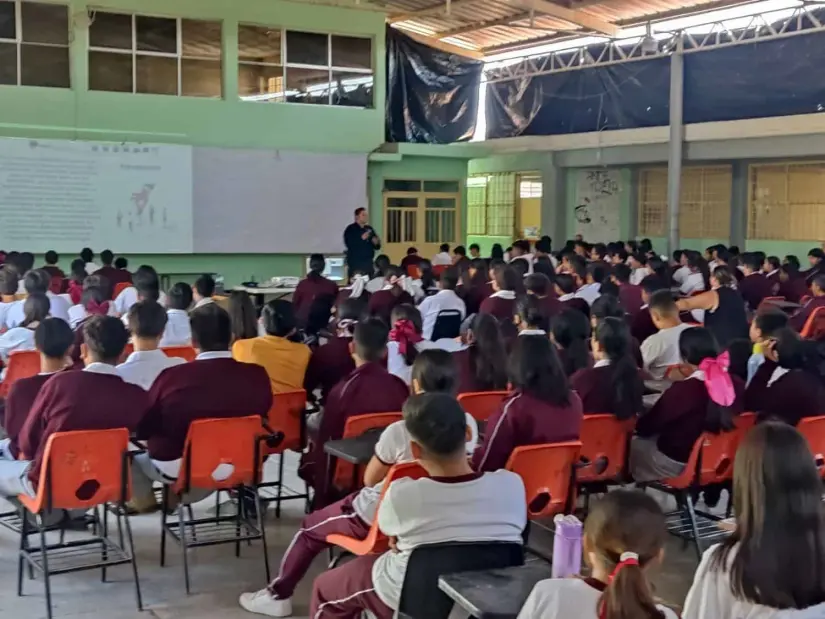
[{"x1": 385, "y1": 26, "x2": 484, "y2": 143}]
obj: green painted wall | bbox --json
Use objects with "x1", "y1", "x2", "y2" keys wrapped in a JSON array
[
  {"x1": 745, "y1": 240, "x2": 820, "y2": 261},
  {"x1": 565, "y1": 168, "x2": 633, "y2": 241}
]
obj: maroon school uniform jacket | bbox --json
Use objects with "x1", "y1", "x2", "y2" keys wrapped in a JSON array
[
  {"x1": 368, "y1": 288, "x2": 414, "y2": 325},
  {"x1": 738, "y1": 273, "x2": 774, "y2": 311},
  {"x1": 3, "y1": 372, "x2": 57, "y2": 458},
  {"x1": 335, "y1": 288, "x2": 371, "y2": 310},
  {"x1": 140, "y1": 356, "x2": 272, "y2": 461},
  {"x1": 790, "y1": 296, "x2": 825, "y2": 332},
  {"x1": 41, "y1": 265, "x2": 65, "y2": 280},
  {"x1": 452, "y1": 347, "x2": 506, "y2": 395},
  {"x1": 303, "y1": 336, "x2": 355, "y2": 403},
  {"x1": 765, "y1": 270, "x2": 781, "y2": 292},
  {"x1": 292, "y1": 274, "x2": 339, "y2": 323},
  {"x1": 561, "y1": 297, "x2": 590, "y2": 318},
  {"x1": 17, "y1": 368, "x2": 150, "y2": 483},
  {"x1": 779, "y1": 276, "x2": 809, "y2": 304},
  {"x1": 462, "y1": 281, "x2": 493, "y2": 316},
  {"x1": 571, "y1": 364, "x2": 644, "y2": 417},
  {"x1": 745, "y1": 361, "x2": 825, "y2": 425},
  {"x1": 472, "y1": 390, "x2": 584, "y2": 472},
  {"x1": 400, "y1": 255, "x2": 422, "y2": 271},
  {"x1": 636, "y1": 375, "x2": 745, "y2": 463},
  {"x1": 479, "y1": 294, "x2": 516, "y2": 322},
  {"x1": 535, "y1": 294, "x2": 563, "y2": 320},
  {"x1": 631, "y1": 308, "x2": 658, "y2": 344},
  {"x1": 618, "y1": 284, "x2": 644, "y2": 316}
]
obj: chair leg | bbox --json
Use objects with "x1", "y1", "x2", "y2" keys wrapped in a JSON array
[
  {"x1": 178, "y1": 497, "x2": 191, "y2": 594},
  {"x1": 160, "y1": 486, "x2": 169, "y2": 567},
  {"x1": 122, "y1": 503, "x2": 143, "y2": 611},
  {"x1": 214, "y1": 490, "x2": 222, "y2": 522},
  {"x1": 254, "y1": 488, "x2": 271, "y2": 583},
  {"x1": 187, "y1": 505, "x2": 196, "y2": 542},
  {"x1": 235, "y1": 486, "x2": 243, "y2": 558},
  {"x1": 685, "y1": 493, "x2": 704, "y2": 562},
  {"x1": 101, "y1": 504, "x2": 109, "y2": 583},
  {"x1": 37, "y1": 514, "x2": 53, "y2": 619},
  {"x1": 275, "y1": 453, "x2": 285, "y2": 519},
  {"x1": 17, "y1": 507, "x2": 28, "y2": 597}
]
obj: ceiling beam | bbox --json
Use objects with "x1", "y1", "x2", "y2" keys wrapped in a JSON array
[
  {"x1": 439, "y1": 12, "x2": 532, "y2": 38},
  {"x1": 398, "y1": 28, "x2": 485, "y2": 58},
  {"x1": 388, "y1": 0, "x2": 482, "y2": 24},
  {"x1": 497, "y1": 0, "x2": 620, "y2": 36}
]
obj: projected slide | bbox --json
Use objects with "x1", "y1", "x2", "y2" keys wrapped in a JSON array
[{"x1": 0, "y1": 138, "x2": 193, "y2": 253}]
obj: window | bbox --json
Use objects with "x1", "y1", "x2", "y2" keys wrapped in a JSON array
[
  {"x1": 238, "y1": 25, "x2": 373, "y2": 107},
  {"x1": 749, "y1": 162, "x2": 825, "y2": 241},
  {"x1": 88, "y1": 12, "x2": 222, "y2": 97},
  {"x1": 383, "y1": 179, "x2": 460, "y2": 249},
  {"x1": 519, "y1": 179, "x2": 542, "y2": 198},
  {"x1": 0, "y1": 1, "x2": 69, "y2": 88},
  {"x1": 638, "y1": 166, "x2": 732, "y2": 238},
  {"x1": 466, "y1": 173, "x2": 516, "y2": 237}
]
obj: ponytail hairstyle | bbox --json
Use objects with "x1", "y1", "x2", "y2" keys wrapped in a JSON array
[
  {"x1": 551, "y1": 308, "x2": 592, "y2": 376},
  {"x1": 679, "y1": 327, "x2": 735, "y2": 433},
  {"x1": 515, "y1": 295, "x2": 549, "y2": 332},
  {"x1": 585, "y1": 490, "x2": 667, "y2": 619},
  {"x1": 21, "y1": 293, "x2": 50, "y2": 328},
  {"x1": 594, "y1": 317, "x2": 643, "y2": 420},
  {"x1": 336, "y1": 297, "x2": 366, "y2": 338},
  {"x1": 389, "y1": 304, "x2": 423, "y2": 367},
  {"x1": 466, "y1": 313, "x2": 508, "y2": 391},
  {"x1": 417, "y1": 258, "x2": 436, "y2": 291},
  {"x1": 81, "y1": 286, "x2": 110, "y2": 317}
]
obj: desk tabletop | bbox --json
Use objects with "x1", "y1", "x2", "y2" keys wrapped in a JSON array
[
  {"x1": 438, "y1": 563, "x2": 552, "y2": 619},
  {"x1": 323, "y1": 430, "x2": 383, "y2": 464},
  {"x1": 232, "y1": 286, "x2": 297, "y2": 295},
  {"x1": 644, "y1": 379, "x2": 672, "y2": 393}
]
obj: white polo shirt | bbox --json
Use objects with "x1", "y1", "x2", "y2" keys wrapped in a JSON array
[
  {"x1": 113, "y1": 287, "x2": 167, "y2": 316},
  {"x1": 417, "y1": 289, "x2": 466, "y2": 340},
  {"x1": 0, "y1": 326, "x2": 35, "y2": 361},
  {"x1": 4, "y1": 292, "x2": 70, "y2": 328},
  {"x1": 159, "y1": 309, "x2": 191, "y2": 347},
  {"x1": 574, "y1": 283, "x2": 601, "y2": 306},
  {"x1": 431, "y1": 252, "x2": 453, "y2": 266},
  {"x1": 372, "y1": 470, "x2": 526, "y2": 610},
  {"x1": 116, "y1": 349, "x2": 187, "y2": 390},
  {"x1": 640, "y1": 323, "x2": 694, "y2": 379},
  {"x1": 680, "y1": 272, "x2": 706, "y2": 296},
  {"x1": 387, "y1": 338, "x2": 466, "y2": 385}
]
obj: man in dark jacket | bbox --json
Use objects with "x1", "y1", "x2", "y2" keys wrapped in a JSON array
[{"x1": 344, "y1": 208, "x2": 380, "y2": 278}]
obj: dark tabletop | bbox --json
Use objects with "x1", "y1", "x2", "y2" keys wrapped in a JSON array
[
  {"x1": 764, "y1": 299, "x2": 802, "y2": 311},
  {"x1": 438, "y1": 563, "x2": 553, "y2": 619},
  {"x1": 323, "y1": 429, "x2": 383, "y2": 464}
]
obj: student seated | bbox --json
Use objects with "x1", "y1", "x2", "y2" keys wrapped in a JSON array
[
  {"x1": 399, "y1": 247, "x2": 421, "y2": 271},
  {"x1": 0, "y1": 267, "x2": 19, "y2": 328},
  {"x1": 461, "y1": 257, "x2": 493, "y2": 315},
  {"x1": 0, "y1": 318, "x2": 73, "y2": 459},
  {"x1": 367, "y1": 266, "x2": 415, "y2": 326},
  {"x1": 68, "y1": 279, "x2": 115, "y2": 328},
  {"x1": 41, "y1": 250, "x2": 65, "y2": 280},
  {"x1": 337, "y1": 269, "x2": 371, "y2": 309},
  {"x1": 232, "y1": 300, "x2": 311, "y2": 394},
  {"x1": 744, "y1": 327, "x2": 825, "y2": 426},
  {"x1": 745, "y1": 309, "x2": 788, "y2": 385},
  {"x1": 452, "y1": 313, "x2": 508, "y2": 394},
  {"x1": 96, "y1": 249, "x2": 124, "y2": 292},
  {"x1": 611, "y1": 263, "x2": 643, "y2": 316},
  {"x1": 0, "y1": 293, "x2": 49, "y2": 371},
  {"x1": 590, "y1": 294, "x2": 642, "y2": 366},
  {"x1": 679, "y1": 251, "x2": 710, "y2": 296},
  {"x1": 0, "y1": 316, "x2": 149, "y2": 502},
  {"x1": 193, "y1": 273, "x2": 216, "y2": 309},
  {"x1": 576, "y1": 263, "x2": 604, "y2": 306},
  {"x1": 9, "y1": 251, "x2": 35, "y2": 294},
  {"x1": 453, "y1": 245, "x2": 470, "y2": 270},
  {"x1": 114, "y1": 265, "x2": 165, "y2": 316},
  {"x1": 555, "y1": 274, "x2": 590, "y2": 317},
  {"x1": 366, "y1": 255, "x2": 391, "y2": 294},
  {"x1": 676, "y1": 266, "x2": 749, "y2": 348},
  {"x1": 514, "y1": 295, "x2": 550, "y2": 336},
  {"x1": 789, "y1": 274, "x2": 825, "y2": 332},
  {"x1": 672, "y1": 250, "x2": 691, "y2": 286},
  {"x1": 240, "y1": 350, "x2": 478, "y2": 617},
  {"x1": 640, "y1": 290, "x2": 693, "y2": 380},
  {"x1": 778, "y1": 263, "x2": 808, "y2": 303},
  {"x1": 631, "y1": 328, "x2": 744, "y2": 482},
  {"x1": 572, "y1": 317, "x2": 643, "y2": 418},
  {"x1": 479, "y1": 263, "x2": 520, "y2": 321},
  {"x1": 81, "y1": 247, "x2": 101, "y2": 274},
  {"x1": 551, "y1": 308, "x2": 592, "y2": 376},
  {"x1": 304, "y1": 297, "x2": 363, "y2": 404},
  {"x1": 292, "y1": 253, "x2": 339, "y2": 323},
  {"x1": 299, "y1": 318, "x2": 409, "y2": 493},
  {"x1": 628, "y1": 252, "x2": 649, "y2": 286},
  {"x1": 5, "y1": 269, "x2": 70, "y2": 327},
  {"x1": 114, "y1": 256, "x2": 132, "y2": 284},
  {"x1": 432, "y1": 242, "x2": 452, "y2": 266},
  {"x1": 683, "y1": 422, "x2": 825, "y2": 619},
  {"x1": 117, "y1": 301, "x2": 187, "y2": 390},
  {"x1": 417, "y1": 266, "x2": 466, "y2": 340},
  {"x1": 305, "y1": 392, "x2": 525, "y2": 619},
  {"x1": 228, "y1": 289, "x2": 259, "y2": 341},
  {"x1": 525, "y1": 273, "x2": 562, "y2": 319},
  {"x1": 737, "y1": 252, "x2": 774, "y2": 311},
  {"x1": 66, "y1": 258, "x2": 87, "y2": 304},
  {"x1": 806, "y1": 247, "x2": 825, "y2": 284},
  {"x1": 160, "y1": 282, "x2": 193, "y2": 347},
  {"x1": 518, "y1": 490, "x2": 678, "y2": 619},
  {"x1": 632, "y1": 276, "x2": 668, "y2": 344},
  {"x1": 474, "y1": 334, "x2": 583, "y2": 472},
  {"x1": 132, "y1": 304, "x2": 272, "y2": 509}
]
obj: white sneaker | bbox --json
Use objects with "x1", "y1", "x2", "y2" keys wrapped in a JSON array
[{"x1": 239, "y1": 589, "x2": 293, "y2": 617}]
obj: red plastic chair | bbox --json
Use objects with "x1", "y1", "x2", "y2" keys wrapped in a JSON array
[
  {"x1": 458, "y1": 391, "x2": 511, "y2": 423},
  {"x1": 113, "y1": 282, "x2": 132, "y2": 298},
  {"x1": 505, "y1": 441, "x2": 582, "y2": 518},
  {"x1": 160, "y1": 415, "x2": 271, "y2": 593},
  {"x1": 326, "y1": 461, "x2": 427, "y2": 564},
  {"x1": 757, "y1": 296, "x2": 785, "y2": 312},
  {"x1": 663, "y1": 364, "x2": 688, "y2": 380},
  {"x1": 432, "y1": 264, "x2": 449, "y2": 277},
  {"x1": 800, "y1": 294, "x2": 812, "y2": 307},
  {"x1": 17, "y1": 429, "x2": 141, "y2": 619},
  {"x1": 577, "y1": 415, "x2": 636, "y2": 484},
  {"x1": 333, "y1": 412, "x2": 403, "y2": 492},
  {"x1": 797, "y1": 415, "x2": 825, "y2": 478},
  {"x1": 800, "y1": 306, "x2": 825, "y2": 340},
  {"x1": 0, "y1": 350, "x2": 40, "y2": 397},
  {"x1": 48, "y1": 275, "x2": 63, "y2": 295},
  {"x1": 406, "y1": 265, "x2": 421, "y2": 278},
  {"x1": 161, "y1": 345, "x2": 197, "y2": 362}
]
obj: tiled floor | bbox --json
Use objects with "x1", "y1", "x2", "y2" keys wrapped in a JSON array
[{"x1": 0, "y1": 454, "x2": 705, "y2": 619}]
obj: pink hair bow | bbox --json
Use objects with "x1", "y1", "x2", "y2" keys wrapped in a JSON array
[
  {"x1": 86, "y1": 299, "x2": 110, "y2": 316},
  {"x1": 389, "y1": 319, "x2": 423, "y2": 356},
  {"x1": 699, "y1": 350, "x2": 735, "y2": 406}
]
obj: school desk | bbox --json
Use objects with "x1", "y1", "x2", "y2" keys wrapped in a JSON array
[
  {"x1": 319, "y1": 429, "x2": 382, "y2": 509},
  {"x1": 437, "y1": 563, "x2": 552, "y2": 619},
  {"x1": 232, "y1": 286, "x2": 296, "y2": 311}
]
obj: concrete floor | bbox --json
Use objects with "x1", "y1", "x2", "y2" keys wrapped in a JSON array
[{"x1": 0, "y1": 453, "x2": 705, "y2": 619}]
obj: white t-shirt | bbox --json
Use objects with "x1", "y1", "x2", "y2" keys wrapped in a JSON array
[
  {"x1": 366, "y1": 276, "x2": 386, "y2": 294},
  {"x1": 432, "y1": 252, "x2": 453, "y2": 266},
  {"x1": 116, "y1": 349, "x2": 187, "y2": 390},
  {"x1": 372, "y1": 470, "x2": 527, "y2": 610},
  {"x1": 0, "y1": 326, "x2": 35, "y2": 362},
  {"x1": 681, "y1": 272, "x2": 707, "y2": 296},
  {"x1": 673, "y1": 265, "x2": 691, "y2": 285},
  {"x1": 417, "y1": 289, "x2": 466, "y2": 340},
  {"x1": 387, "y1": 338, "x2": 466, "y2": 385},
  {"x1": 631, "y1": 267, "x2": 649, "y2": 286},
  {"x1": 575, "y1": 283, "x2": 601, "y2": 306},
  {"x1": 5, "y1": 292, "x2": 70, "y2": 328},
  {"x1": 114, "y1": 287, "x2": 167, "y2": 316},
  {"x1": 160, "y1": 309, "x2": 191, "y2": 347},
  {"x1": 85, "y1": 262, "x2": 102, "y2": 275},
  {"x1": 0, "y1": 302, "x2": 14, "y2": 331},
  {"x1": 641, "y1": 323, "x2": 694, "y2": 379},
  {"x1": 518, "y1": 577, "x2": 679, "y2": 619},
  {"x1": 683, "y1": 543, "x2": 825, "y2": 619}
]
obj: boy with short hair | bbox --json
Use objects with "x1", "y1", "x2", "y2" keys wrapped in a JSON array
[
  {"x1": 114, "y1": 257, "x2": 132, "y2": 284},
  {"x1": 42, "y1": 250, "x2": 65, "y2": 280},
  {"x1": 97, "y1": 249, "x2": 126, "y2": 287},
  {"x1": 738, "y1": 252, "x2": 774, "y2": 311},
  {"x1": 432, "y1": 243, "x2": 452, "y2": 266},
  {"x1": 118, "y1": 301, "x2": 187, "y2": 390},
  {"x1": 0, "y1": 267, "x2": 19, "y2": 328},
  {"x1": 641, "y1": 290, "x2": 693, "y2": 379},
  {"x1": 417, "y1": 266, "x2": 466, "y2": 340},
  {"x1": 114, "y1": 265, "x2": 165, "y2": 315},
  {"x1": 790, "y1": 274, "x2": 825, "y2": 332},
  {"x1": 160, "y1": 282, "x2": 193, "y2": 347},
  {"x1": 193, "y1": 273, "x2": 216, "y2": 308},
  {"x1": 469, "y1": 243, "x2": 481, "y2": 259},
  {"x1": 611, "y1": 263, "x2": 643, "y2": 316}
]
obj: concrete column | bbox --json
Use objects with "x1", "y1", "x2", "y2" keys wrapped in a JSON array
[
  {"x1": 540, "y1": 154, "x2": 567, "y2": 245},
  {"x1": 667, "y1": 38, "x2": 685, "y2": 256},
  {"x1": 730, "y1": 161, "x2": 749, "y2": 248}
]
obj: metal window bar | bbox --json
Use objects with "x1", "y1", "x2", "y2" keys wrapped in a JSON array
[{"x1": 0, "y1": 1, "x2": 71, "y2": 87}]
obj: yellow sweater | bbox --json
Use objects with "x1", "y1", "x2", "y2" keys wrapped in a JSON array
[{"x1": 232, "y1": 335, "x2": 311, "y2": 394}]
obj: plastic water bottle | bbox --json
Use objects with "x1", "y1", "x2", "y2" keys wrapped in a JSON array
[{"x1": 552, "y1": 514, "x2": 583, "y2": 578}]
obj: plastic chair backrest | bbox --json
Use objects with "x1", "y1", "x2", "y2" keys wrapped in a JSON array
[
  {"x1": 406, "y1": 265, "x2": 421, "y2": 278},
  {"x1": 122, "y1": 343, "x2": 135, "y2": 360},
  {"x1": 26, "y1": 428, "x2": 130, "y2": 513},
  {"x1": 432, "y1": 264, "x2": 448, "y2": 277},
  {"x1": 798, "y1": 415, "x2": 825, "y2": 478},
  {"x1": 48, "y1": 275, "x2": 63, "y2": 295},
  {"x1": 398, "y1": 542, "x2": 525, "y2": 619},
  {"x1": 113, "y1": 282, "x2": 132, "y2": 298},
  {"x1": 758, "y1": 296, "x2": 785, "y2": 311},
  {"x1": 333, "y1": 412, "x2": 403, "y2": 491},
  {"x1": 664, "y1": 364, "x2": 687, "y2": 380},
  {"x1": 173, "y1": 416, "x2": 263, "y2": 494},
  {"x1": 800, "y1": 294, "x2": 812, "y2": 307},
  {"x1": 578, "y1": 415, "x2": 636, "y2": 483},
  {"x1": 0, "y1": 350, "x2": 40, "y2": 397},
  {"x1": 266, "y1": 389, "x2": 306, "y2": 452},
  {"x1": 161, "y1": 345, "x2": 197, "y2": 362},
  {"x1": 801, "y1": 306, "x2": 825, "y2": 340},
  {"x1": 457, "y1": 391, "x2": 511, "y2": 423},
  {"x1": 505, "y1": 441, "x2": 582, "y2": 518},
  {"x1": 662, "y1": 423, "x2": 749, "y2": 489},
  {"x1": 430, "y1": 309, "x2": 463, "y2": 341}
]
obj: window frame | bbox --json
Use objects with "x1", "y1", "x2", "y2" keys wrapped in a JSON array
[
  {"x1": 0, "y1": 0, "x2": 71, "y2": 88},
  {"x1": 237, "y1": 24, "x2": 374, "y2": 107},
  {"x1": 87, "y1": 9, "x2": 222, "y2": 97}
]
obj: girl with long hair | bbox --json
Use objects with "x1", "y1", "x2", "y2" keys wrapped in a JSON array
[
  {"x1": 551, "y1": 308, "x2": 592, "y2": 376},
  {"x1": 453, "y1": 313, "x2": 508, "y2": 394}
]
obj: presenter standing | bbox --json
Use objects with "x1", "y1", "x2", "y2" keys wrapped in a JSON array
[{"x1": 343, "y1": 207, "x2": 380, "y2": 279}]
